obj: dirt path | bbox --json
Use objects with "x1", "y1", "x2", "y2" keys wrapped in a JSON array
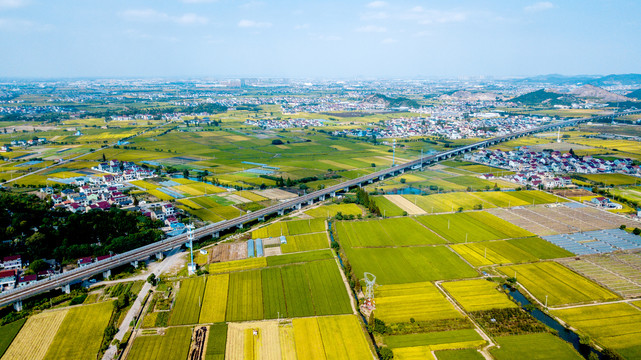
[{"x1": 384, "y1": 195, "x2": 426, "y2": 215}]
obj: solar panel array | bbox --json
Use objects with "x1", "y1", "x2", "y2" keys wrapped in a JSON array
[{"x1": 543, "y1": 229, "x2": 641, "y2": 255}]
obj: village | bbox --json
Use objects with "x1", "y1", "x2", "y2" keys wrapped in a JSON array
[{"x1": 333, "y1": 114, "x2": 548, "y2": 139}]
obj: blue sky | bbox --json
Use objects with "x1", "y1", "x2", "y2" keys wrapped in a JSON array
[{"x1": 0, "y1": 0, "x2": 639, "y2": 78}]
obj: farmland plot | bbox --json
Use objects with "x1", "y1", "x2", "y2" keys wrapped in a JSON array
[
  {"x1": 128, "y1": 327, "x2": 192, "y2": 360},
  {"x1": 0, "y1": 319, "x2": 25, "y2": 358},
  {"x1": 316, "y1": 315, "x2": 372, "y2": 360},
  {"x1": 226, "y1": 270, "x2": 264, "y2": 321},
  {"x1": 209, "y1": 257, "x2": 266, "y2": 274},
  {"x1": 205, "y1": 324, "x2": 227, "y2": 360},
  {"x1": 261, "y1": 267, "x2": 288, "y2": 320},
  {"x1": 305, "y1": 259, "x2": 353, "y2": 315},
  {"x1": 281, "y1": 264, "x2": 315, "y2": 318},
  {"x1": 498, "y1": 262, "x2": 619, "y2": 306},
  {"x1": 490, "y1": 333, "x2": 582, "y2": 360},
  {"x1": 384, "y1": 329, "x2": 483, "y2": 349},
  {"x1": 225, "y1": 321, "x2": 281, "y2": 360},
  {"x1": 552, "y1": 303, "x2": 641, "y2": 359},
  {"x1": 451, "y1": 240, "x2": 539, "y2": 266},
  {"x1": 344, "y1": 246, "x2": 477, "y2": 285},
  {"x1": 336, "y1": 217, "x2": 446, "y2": 248},
  {"x1": 292, "y1": 318, "x2": 326, "y2": 360},
  {"x1": 199, "y1": 274, "x2": 229, "y2": 324},
  {"x1": 375, "y1": 282, "x2": 462, "y2": 323},
  {"x1": 170, "y1": 277, "x2": 207, "y2": 325},
  {"x1": 415, "y1": 211, "x2": 533, "y2": 243},
  {"x1": 281, "y1": 233, "x2": 329, "y2": 253},
  {"x1": 442, "y1": 280, "x2": 517, "y2": 312},
  {"x1": 43, "y1": 301, "x2": 114, "y2": 360},
  {"x1": 2, "y1": 309, "x2": 67, "y2": 360},
  {"x1": 304, "y1": 203, "x2": 362, "y2": 218}
]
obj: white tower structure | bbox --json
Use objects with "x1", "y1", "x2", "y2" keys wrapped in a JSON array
[
  {"x1": 557, "y1": 128, "x2": 561, "y2": 143},
  {"x1": 392, "y1": 139, "x2": 396, "y2": 166},
  {"x1": 363, "y1": 272, "x2": 377, "y2": 310},
  {"x1": 187, "y1": 223, "x2": 196, "y2": 274}
]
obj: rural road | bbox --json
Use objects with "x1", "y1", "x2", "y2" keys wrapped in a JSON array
[{"x1": 101, "y1": 248, "x2": 185, "y2": 360}]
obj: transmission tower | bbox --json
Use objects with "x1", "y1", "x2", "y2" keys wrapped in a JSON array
[
  {"x1": 363, "y1": 272, "x2": 377, "y2": 310},
  {"x1": 187, "y1": 223, "x2": 196, "y2": 274}
]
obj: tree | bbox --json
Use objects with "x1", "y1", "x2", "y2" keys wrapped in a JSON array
[
  {"x1": 271, "y1": 139, "x2": 284, "y2": 145},
  {"x1": 378, "y1": 347, "x2": 393, "y2": 360},
  {"x1": 102, "y1": 153, "x2": 106, "y2": 162},
  {"x1": 147, "y1": 273, "x2": 157, "y2": 286},
  {"x1": 183, "y1": 169, "x2": 190, "y2": 179},
  {"x1": 29, "y1": 259, "x2": 49, "y2": 273}
]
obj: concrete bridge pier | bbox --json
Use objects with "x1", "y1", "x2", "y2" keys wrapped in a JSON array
[
  {"x1": 102, "y1": 269, "x2": 111, "y2": 279},
  {"x1": 13, "y1": 300, "x2": 22, "y2": 312},
  {"x1": 319, "y1": 195, "x2": 325, "y2": 201},
  {"x1": 258, "y1": 216, "x2": 265, "y2": 222},
  {"x1": 295, "y1": 204, "x2": 301, "y2": 210},
  {"x1": 130, "y1": 260, "x2": 139, "y2": 268},
  {"x1": 213, "y1": 232, "x2": 220, "y2": 239},
  {"x1": 237, "y1": 223, "x2": 244, "y2": 229},
  {"x1": 156, "y1": 252, "x2": 164, "y2": 260},
  {"x1": 62, "y1": 284, "x2": 71, "y2": 294},
  {"x1": 379, "y1": 175, "x2": 385, "y2": 181},
  {"x1": 329, "y1": 192, "x2": 336, "y2": 198},
  {"x1": 277, "y1": 210, "x2": 284, "y2": 216},
  {"x1": 367, "y1": 179, "x2": 373, "y2": 184}
]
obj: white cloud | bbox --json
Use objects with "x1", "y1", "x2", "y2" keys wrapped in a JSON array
[
  {"x1": 237, "y1": 19, "x2": 272, "y2": 28},
  {"x1": 360, "y1": 11, "x2": 389, "y2": 20},
  {"x1": 0, "y1": 17, "x2": 49, "y2": 31},
  {"x1": 120, "y1": 9, "x2": 208, "y2": 25},
  {"x1": 0, "y1": 0, "x2": 28, "y2": 9},
  {"x1": 240, "y1": 1, "x2": 265, "y2": 9},
  {"x1": 404, "y1": 7, "x2": 467, "y2": 24},
  {"x1": 356, "y1": 25, "x2": 387, "y2": 33},
  {"x1": 381, "y1": 37, "x2": 397, "y2": 44},
  {"x1": 525, "y1": 2, "x2": 554, "y2": 12},
  {"x1": 312, "y1": 34, "x2": 342, "y2": 41},
  {"x1": 294, "y1": 23, "x2": 310, "y2": 30},
  {"x1": 367, "y1": 1, "x2": 386, "y2": 8},
  {"x1": 182, "y1": 0, "x2": 216, "y2": 3}
]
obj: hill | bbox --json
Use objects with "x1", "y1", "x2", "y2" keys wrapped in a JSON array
[
  {"x1": 365, "y1": 94, "x2": 420, "y2": 109},
  {"x1": 569, "y1": 84, "x2": 630, "y2": 102},
  {"x1": 626, "y1": 88, "x2": 641, "y2": 100},
  {"x1": 590, "y1": 74, "x2": 641, "y2": 86},
  {"x1": 510, "y1": 89, "x2": 578, "y2": 106}
]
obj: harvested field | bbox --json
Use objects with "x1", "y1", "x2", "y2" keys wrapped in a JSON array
[
  {"x1": 208, "y1": 242, "x2": 247, "y2": 263},
  {"x1": 558, "y1": 252, "x2": 641, "y2": 298},
  {"x1": 188, "y1": 326, "x2": 207, "y2": 360},
  {"x1": 2, "y1": 309, "x2": 68, "y2": 360},
  {"x1": 256, "y1": 189, "x2": 298, "y2": 200},
  {"x1": 487, "y1": 204, "x2": 641, "y2": 236},
  {"x1": 384, "y1": 195, "x2": 426, "y2": 215},
  {"x1": 279, "y1": 322, "x2": 297, "y2": 360}
]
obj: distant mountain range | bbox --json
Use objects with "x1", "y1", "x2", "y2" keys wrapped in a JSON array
[
  {"x1": 439, "y1": 90, "x2": 501, "y2": 102},
  {"x1": 626, "y1": 88, "x2": 641, "y2": 100},
  {"x1": 519, "y1": 73, "x2": 641, "y2": 86},
  {"x1": 511, "y1": 84, "x2": 637, "y2": 105}
]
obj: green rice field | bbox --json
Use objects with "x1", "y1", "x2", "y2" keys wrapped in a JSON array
[
  {"x1": 128, "y1": 327, "x2": 192, "y2": 360},
  {"x1": 281, "y1": 233, "x2": 329, "y2": 253},
  {"x1": 169, "y1": 276, "x2": 207, "y2": 325},
  {"x1": 451, "y1": 237, "x2": 571, "y2": 267},
  {"x1": 490, "y1": 333, "x2": 582, "y2": 360},
  {"x1": 415, "y1": 211, "x2": 534, "y2": 243},
  {"x1": 336, "y1": 217, "x2": 446, "y2": 248},
  {"x1": 384, "y1": 329, "x2": 483, "y2": 348},
  {"x1": 344, "y1": 246, "x2": 477, "y2": 285}
]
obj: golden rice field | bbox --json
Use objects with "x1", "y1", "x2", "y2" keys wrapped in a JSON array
[
  {"x1": 374, "y1": 282, "x2": 462, "y2": 323},
  {"x1": 441, "y1": 280, "x2": 518, "y2": 312},
  {"x1": 1, "y1": 309, "x2": 68, "y2": 360}
]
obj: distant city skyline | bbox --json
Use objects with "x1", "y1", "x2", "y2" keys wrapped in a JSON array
[{"x1": 0, "y1": 0, "x2": 639, "y2": 78}]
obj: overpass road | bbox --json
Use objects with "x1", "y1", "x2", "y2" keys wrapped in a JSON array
[{"x1": 1, "y1": 109, "x2": 639, "y2": 308}]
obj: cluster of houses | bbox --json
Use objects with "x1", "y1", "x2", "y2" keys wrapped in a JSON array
[
  {"x1": 0, "y1": 137, "x2": 47, "y2": 152},
  {"x1": 92, "y1": 159, "x2": 155, "y2": 180},
  {"x1": 245, "y1": 118, "x2": 326, "y2": 129},
  {"x1": 46, "y1": 184, "x2": 132, "y2": 212},
  {"x1": 333, "y1": 115, "x2": 547, "y2": 140},
  {"x1": 465, "y1": 148, "x2": 639, "y2": 177},
  {"x1": 0, "y1": 255, "x2": 57, "y2": 292}
]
